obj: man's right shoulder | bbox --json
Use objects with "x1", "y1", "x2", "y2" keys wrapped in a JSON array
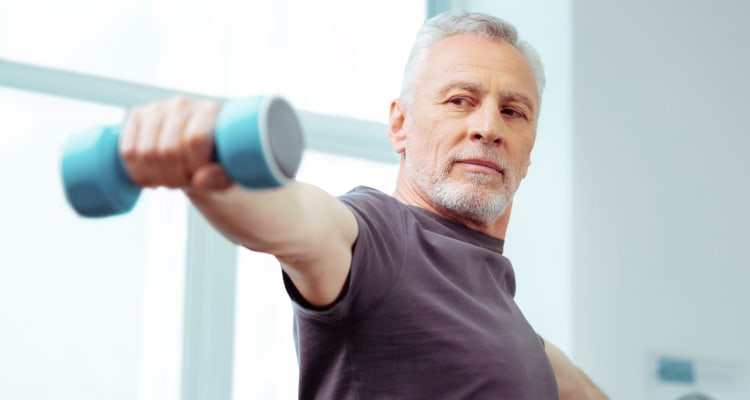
[{"x1": 339, "y1": 186, "x2": 403, "y2": 216}]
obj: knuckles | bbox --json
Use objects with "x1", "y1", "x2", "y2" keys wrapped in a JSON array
[
  {"x1": 156, "y1": 145, "x2": 183, "y2": 164},
  {"x1": 167, "y1": 94, "x2": 191, "y2": 108},
  {"x1": 120, "y1": 95, "x2": 219, "y2": 188}
]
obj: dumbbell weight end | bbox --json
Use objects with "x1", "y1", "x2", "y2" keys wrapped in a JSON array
[{"x1": 61, "y1": 125, "x2": 140, "y2": 217}]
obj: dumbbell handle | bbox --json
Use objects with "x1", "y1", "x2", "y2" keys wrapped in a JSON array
[{"x1": 61, "y1": 96, "x2": 304, "y2": 217}]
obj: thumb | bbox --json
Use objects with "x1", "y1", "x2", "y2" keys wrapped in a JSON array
[{"x1": 190, "y1": 163, "x2": 232, "y2": 191}]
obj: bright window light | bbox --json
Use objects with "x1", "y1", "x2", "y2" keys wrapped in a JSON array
[{"x1": 0, "y1": 1, "x2": 423, "y2": 399}]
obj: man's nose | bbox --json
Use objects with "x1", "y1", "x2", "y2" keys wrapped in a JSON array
[{"x1": 467, "y1": 102, "x2": 504, "y2": 146}]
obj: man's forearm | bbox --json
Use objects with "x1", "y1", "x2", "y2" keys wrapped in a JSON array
[
  {"x1": 186, "y1": 183, "x2": 312, "y2": 253},
  {"x1": 186, "y1": 181, "x2": 358, "y2": 307}
]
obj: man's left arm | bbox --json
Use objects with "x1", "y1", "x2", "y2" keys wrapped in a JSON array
[{"x1": 544, "y1": 339, "x2": 609, "y2": 400}]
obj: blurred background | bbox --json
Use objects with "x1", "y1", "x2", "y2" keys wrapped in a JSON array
[{"x1": 0, "y1": 0, "x2": 747, "y2": 399}]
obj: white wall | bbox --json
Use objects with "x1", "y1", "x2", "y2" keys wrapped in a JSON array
[{"x1": 572, "y1": 0, "x2": 750, "y2": 398}]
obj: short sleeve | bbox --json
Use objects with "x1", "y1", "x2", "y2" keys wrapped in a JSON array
[{"x1": 283, "y1": 186, "x2": 406, "y2": 323}]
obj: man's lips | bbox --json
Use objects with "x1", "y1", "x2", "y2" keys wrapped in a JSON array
[{"x1": 455, "y1": 159, "x2": 503, "y2": 174}]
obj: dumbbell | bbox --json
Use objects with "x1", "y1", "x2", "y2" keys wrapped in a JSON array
[{"x1": 61, "y1": 96, "x2": 304, "y2": 217}]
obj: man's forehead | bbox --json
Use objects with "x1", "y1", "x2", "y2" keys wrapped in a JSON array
[{"x1": 421, "y1": 34, "x2": 540, "y2": 106}]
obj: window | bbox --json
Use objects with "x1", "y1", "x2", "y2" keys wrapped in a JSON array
[
  {"x1": 0, "y1": 87, "x2": 187, "y2": 400},
  {"x1": 1, "y1": 1, "x2": 424, "y2": 399}
]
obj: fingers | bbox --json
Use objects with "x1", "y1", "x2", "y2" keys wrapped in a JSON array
[
  {"x1": 136, "y1": 101, "x2": 168, "y2": 187},
  {"x1": 157, "y1": 97, "x2": 192, "y2": 187},
  {"x1": 120, "y1": 106, "x2": 148, "y2": 185},
  {"x1": 120, "y1": 95, "x2": 221, "y2": 190},
  {"x1": 184, "y1": 100, "x2": 220, "y2": 174}
]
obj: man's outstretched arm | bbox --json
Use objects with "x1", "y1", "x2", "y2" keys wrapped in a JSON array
[{"x1": 120, "y1": 96, "x2": 357, "y2": 307}]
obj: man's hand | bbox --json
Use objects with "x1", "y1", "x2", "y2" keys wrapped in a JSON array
[
  {"x1": 544, "y1": 340, "x2": 608, "y2": 400},
  {"x1": 119, "y1": 95, "x2": 230, "y2": 191}
]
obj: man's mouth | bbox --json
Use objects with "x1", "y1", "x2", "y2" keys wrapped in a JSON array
[{"x1": 455, "y1": 159, "x2": 504, "y2": 175}]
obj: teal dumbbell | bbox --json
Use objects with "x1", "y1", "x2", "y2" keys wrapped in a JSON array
[{"x1": 61, "y1": 96, "x2": 304, "y2": 217}]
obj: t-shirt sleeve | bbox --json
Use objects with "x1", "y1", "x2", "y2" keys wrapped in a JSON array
[{"x1": 282, "y1": 187, "x2": 406, "y2": 323}]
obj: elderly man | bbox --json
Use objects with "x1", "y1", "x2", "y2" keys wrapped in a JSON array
[{"x1": 120, "y1": 11, "x2": 606, "y2": 400}]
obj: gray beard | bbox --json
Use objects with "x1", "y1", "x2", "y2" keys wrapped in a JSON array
[{"x1": 407, "y1": 152, "x2": 519, "y2": 227}]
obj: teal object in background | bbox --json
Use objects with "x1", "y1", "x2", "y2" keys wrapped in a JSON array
[
  {"x1": 61, "y1": 96, "x2": 304, "y2": 217},
  {"x1": 658, "y1": 357, "x2": 695, "y2": 384}
]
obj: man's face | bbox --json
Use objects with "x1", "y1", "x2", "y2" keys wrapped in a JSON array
[{"x1": 391, "y1": 33, "x2": 540, "y2": 228}]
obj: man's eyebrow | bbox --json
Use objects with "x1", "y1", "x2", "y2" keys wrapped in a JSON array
[
  {"x1": 437, "y1": 80, "x2": 487, "y2": 97},
  {"x1": 438, "y1": 81, "x2": 537, "y2": 113},
  {"x1": 500, "y1": 90, "x2": 536, "y2": 114}
]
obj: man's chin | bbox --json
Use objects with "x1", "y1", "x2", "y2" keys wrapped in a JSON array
[
  {"x1": 432, "y1": 184, "x2": 507, "y2": 217},
  {"x1": 450, "y1": 178, "x2": 504, "y2": 197},
  {"x1": 454, "y1": 171, "x2": 499, "y2": 186}
]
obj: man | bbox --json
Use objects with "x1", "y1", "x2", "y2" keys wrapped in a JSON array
[{"x1": 120, "y1": 11, "x2": 606, "y2": 399}]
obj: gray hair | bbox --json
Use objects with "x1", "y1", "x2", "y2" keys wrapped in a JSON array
[{"x1": 400, "y1": 11, "x2": 546, "y2": 104}]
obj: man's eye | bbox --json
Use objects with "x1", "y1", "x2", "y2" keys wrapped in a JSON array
[
  {"x1": 501, "y1": 108, "x2": 525, "y2": 118},
  {"x1": 449, "y1": 97, "x2": 471, "y2": 106}
]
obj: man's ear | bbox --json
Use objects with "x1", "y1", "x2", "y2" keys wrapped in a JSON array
[{"x1": 388, "y1": 99, "x2": 407, "y2": 155}]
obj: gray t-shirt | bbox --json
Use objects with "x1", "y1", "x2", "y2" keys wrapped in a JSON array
[{"x1": 283, "y1": 186, "x2": 558, "y2": 399}]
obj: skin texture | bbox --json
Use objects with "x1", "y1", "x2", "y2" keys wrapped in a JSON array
[
  {"x1": 118, "y1": 32, "x2": 606, "y2": 400},
  {"x1": 388, "y1": 33, "x2": 539, "y2": 239}
]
